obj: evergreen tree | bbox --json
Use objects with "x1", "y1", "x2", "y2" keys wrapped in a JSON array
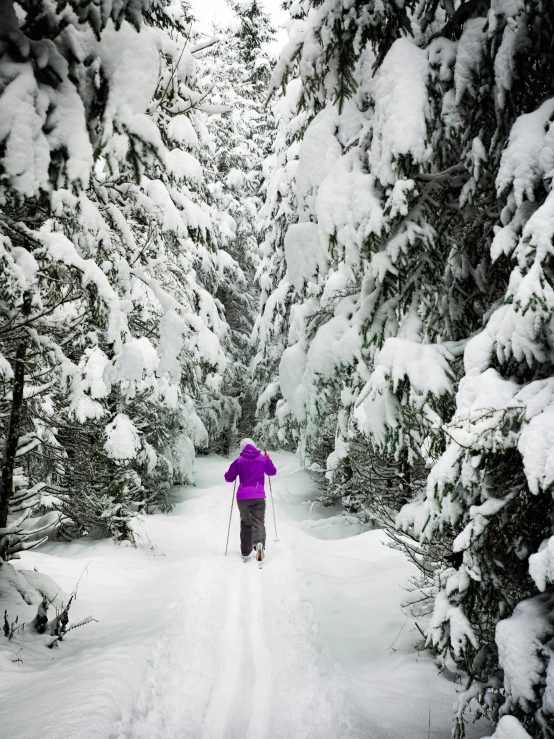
[
  {"x1": 0, "y1": 0, "x2": 242, "y2": 553},
  {"x1": 0, "y1": 0, "x2": 160, "y2": 551},
  {"x1": 252, "y1": 72, "x2": 308, "y2": 449},
  {"x1": 200, "y1": 0, "x2": 276, "y2": 452},
  {"x1": 256, "y1": 0, "x2": 554, "y2": 736}
]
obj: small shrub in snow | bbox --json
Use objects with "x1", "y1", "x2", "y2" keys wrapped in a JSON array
[{"x1": 0, "y1": 560, "x2": 93, "y2": 657}]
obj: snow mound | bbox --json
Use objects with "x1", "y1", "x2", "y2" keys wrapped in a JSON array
[{"x1": 284, "y1": 222, "x2": 328, "y2": 293}]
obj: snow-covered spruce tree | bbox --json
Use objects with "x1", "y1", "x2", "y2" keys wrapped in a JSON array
[
  {"x1": 197, "y1": 1, "x2": 276, "y2": 454},
  {"x1": 396, "y1": 4, "x2": 554, "y2": 737},
  {"x1": 0, "y1": 0, "x2": 155, "y2": 552},
  {"x1": 72, "y1": 4, "x2": 235, "y2": 512},
  {"x1": 252, "y1": 69, "x2": 312, "y2": 449},
  {"x1": 259, "y1": 1, "x2": 554, "y2": 736},
  {"x1": 256, "y1": 1, "x2": 469, "y2": 485},
  {"x1": 0, "y1": 0, "x2": 237, "y2": 551}
]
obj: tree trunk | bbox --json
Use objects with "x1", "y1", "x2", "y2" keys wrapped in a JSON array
[{"x1": 0, "y1": 340, "x2": 27, "y2": 529}]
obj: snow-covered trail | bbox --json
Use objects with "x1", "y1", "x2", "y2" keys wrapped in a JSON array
[
  {"x1": 1, "y1": 453, "x2": 487, "y2": 739},
  {"x1": 116, "y1": 453, "x2": 340, "y2": 739}
]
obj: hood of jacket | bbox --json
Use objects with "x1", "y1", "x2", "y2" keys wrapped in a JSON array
[{"x1": 240, "y1": 444, "x2": 260, "y2": 459}]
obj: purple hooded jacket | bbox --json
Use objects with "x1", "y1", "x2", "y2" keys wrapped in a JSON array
[{"x1": 224, "y1": 445, "x2": 277, "y2": 500}]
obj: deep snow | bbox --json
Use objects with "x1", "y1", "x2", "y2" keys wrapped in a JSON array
[{"x1": 0, "y1": 452, "x2": 489, "y2": 738}]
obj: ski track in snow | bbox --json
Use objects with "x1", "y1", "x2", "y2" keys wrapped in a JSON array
[
  {"x1": 203, "y1": 569, "x2": 243, "y2": 739},
  {"x1": 245, "y1": 566, "x2": 272, "y2": 739},
  {"x1": 204, "y1": 561, "x2": 273, "y2": 739}
]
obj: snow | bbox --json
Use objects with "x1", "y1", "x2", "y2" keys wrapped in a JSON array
[
  {"x1": 284, "y1": 222, "x2": 328, "y2": 293},
  {"x1": 354, "y1": 369, "x2": 400, "y2": 448},
  {"x1": 371, "y1": 38, "x2": 430, "y2": 186},
  {"x1": 464, "y1": 329, "x2": 494, "y2": 374},
  {"x1": 195, "y1": 326, "x2": 224, "y2": 369},
  {"x1": 0, "y1": 60, "x2": 51, "y2": 196},
  {"x1": 81, "y1": 347, "x2": 111, "y2": 399},
  {"x1": 112, "y1": 337, "x2": 159, "y2": 390},
  {"x1": 70, "y1": 395, "x2": 106, "y2": 424},
  {"x1": 482, "y1": 716, "x2": 532, "y2": 739},
  {"x1": 0, "y1": 561, "x2": 61, "y2": 617},
  {"x1": 166, "y1": 116, "x2": 200, "y2": 148},
  {"x1": 295, "y1": 106, "x2": 342, "y2": 216},
  {"x1": 460, "y1": 329, "x2": 554, "y2": 498},
  {"x1": 496, "y1": 97, "x2": 554, "y2": 205},
  {"x1": 428, "y1": 37, "x2": 457, "y2": 84},
  {"x1": 104, "y1": 413, "x2": 141, "y2": 461},
  {"x1": 429, "y1": 590, "x2": 478, "y2": 660},
  {"x1": 529, "y1": 535, "x2": 554, "y2": 592},
  {"x1": 454, "y1": 18, "x2": 486, "y2": 104},
  {"x1": 305, "y1": 309, "x2": 360, "y2": 386},
  {"x1": 316, "y1": 152, "x2": 383, "y2": 267},
  {"x1": 375, "y1": 338, "x2": 454, "y2": 398},
  {"x1": 0, "y1": 454, "x2": 487, "y2": 739},
  {"x1": 279, "y1": 340, "x2": 307, "y2": 412},
  {"x1": 97, "y1": 21, "x2": 160, "y2": 129},
  {"x1": 46, "y1": 78, "x2": 93, "y2": 189},
  {"x1": 489, "y1": 0, "x2": 527, "y2": 109},
  {"x1": 452, "y1": 493, "x2": 517, "y2": 554},
  {"x1": 191, "y1": 0, "x2": 288, "y2": 55},
  {"x1": 10, "y1": 245, "x2": 39, "y2": 288},
  {"x1": 39, "y1": 229, "x2": 128, "y2": 346},
  {"x1": 225, "y1": 167, "x2": 244, "y2": 189},
  {"x1": 252, "y1": 2, "x2": 554, "y2": 735},
  {"x1": 164, "y1": 433, "x2": 195, "y2": 485},
  {"x1": 495, "y1": 591, "x2": 554, "y2": 713},
  {"x1": 156, "y1": 309, "x2": 188, "y2": 384},
  {"x1": 0, "y1": 16, "x2": 162, "y2": 199},
  {"x1": 354, "y1": 339, "x2": 454, "y2": 449},
  {"x1": 518, "y1": 402, "x2": 554, "y2": 494},
  {"x1": 256, "y1": 380, "x2": 280, "y2": 411},
  {"x1": 0, "y1": 350, "x2": 14, "y2": 381},
  {"x1": 167, "y1": 149, "x2": 203, "y2": 183}
]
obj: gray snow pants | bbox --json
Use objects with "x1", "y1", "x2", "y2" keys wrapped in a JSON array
[{"x1": 237, "y1": 498, "x2": 266, "y2": 556}]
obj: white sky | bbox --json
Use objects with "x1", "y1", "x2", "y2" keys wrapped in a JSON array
[{"x1": 191, "y1": 0, "x2": 289, "y2": 53}]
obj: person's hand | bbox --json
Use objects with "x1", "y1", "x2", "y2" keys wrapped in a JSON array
[{"x1": 263, "y1": 451, "x2": 270, "y2": 458}]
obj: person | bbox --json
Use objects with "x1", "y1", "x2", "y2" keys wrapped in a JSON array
[{"x1": 224, "y1": 439, "x2": 277, "y2": 563}]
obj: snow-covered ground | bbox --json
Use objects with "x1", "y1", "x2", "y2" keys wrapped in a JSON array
[{"x1": 0, "y1": 453, "x2": 489, "y2": 738}]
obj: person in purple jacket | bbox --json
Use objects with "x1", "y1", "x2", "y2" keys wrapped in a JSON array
[{"x1": 224, "y1": 438, "x2": 277, "y2": 563}]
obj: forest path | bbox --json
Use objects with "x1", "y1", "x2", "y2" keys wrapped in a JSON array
[
  {"x1": 2, "y1": 453, "x2": 487, "y2": 739},
  {"x1": 116, "y1": 452, "x2": 341, "y2": 739}
]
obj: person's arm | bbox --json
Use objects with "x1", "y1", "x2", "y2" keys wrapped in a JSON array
[
  {"x1": 263, "y1": 454, "x2": 277, "y2": 477},
  {"x1": 224, "y1": 459, "x2": 239, "y2": 482}
]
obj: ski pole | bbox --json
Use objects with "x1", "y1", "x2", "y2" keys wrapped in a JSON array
[
  {"x1": 225, "y1": 479, "x2": 237, "y2": 556},
  {"x1": 268, "y1": 475, "x2": 279, "y2": 543}
]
